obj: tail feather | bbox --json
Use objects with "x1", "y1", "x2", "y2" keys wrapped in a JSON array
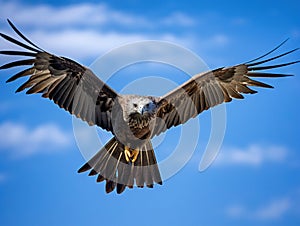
[
  {"x1": 145, "y1": 142, "x2": 162, "y2": 186},
  {"x1": 106, "y1": 180, "x2": 116, "y2": 193},
  {"x1": 96, "y1": 174, "x2": 105, "y2": 183},
  {"x1": 78, "y1": 137, "x2": 162, "y2": 194},
  {"x1": 77, "y1": 138, "x2": 117, "y2": 173}
]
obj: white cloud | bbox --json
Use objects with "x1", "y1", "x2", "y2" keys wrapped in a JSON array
[
  {"x1": 0, "y1": 27, "x2": 192, "y2": 61},
  {"x1": 24, "y1": 30, "x2": 195, "y2": 61},
  {"x1": 255, "y1": 198, "x2": 291, "y2": 220},
  {"x1": 226, "y1": 197, "x2": 292, "y2": 220},
  {"x1": 0, "y1": 1, "x2": 232, "y2": 63},
  {"x1": 226, "y1": 187, "x2": 300, "y2": 221},
  {"x1": 29, "y1": 30, "x2": 151, "y2": 59},
  {"x1": 0, "y1": 1, "x2": 196, "y2": 60},
  {"x1": 0, "y1": 0, "x2": 234, "y2": 77},
  {"x1": 0, "y1": 1, "x2": 195, "y2": 28},
  {"x1": 215, "y1": 144, "x2": 288, "y2": 166},
  {"x1": 210, "y1": 34, "x2": 229, "y2": 45},
  {"x1": 0, "y1": 121, "x2": 72, "y2": 157},
  {"x1": 0, "y1": 1, "x2": 149, "y2": 28},
  {"x1": 162, "y1": 12, "x2": 196, "y2": 26}
]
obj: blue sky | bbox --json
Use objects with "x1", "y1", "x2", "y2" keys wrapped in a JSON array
[{"x1": 0, "y1": 0, "x2": 300, "y2": 226}]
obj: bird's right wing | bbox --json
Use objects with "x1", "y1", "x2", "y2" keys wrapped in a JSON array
[
  {"x1": 152, "y1": 40, "x2": 299, "y2": 137},
  {"x1": 0, "y1": 20, "x2": 118, "y2": 132}
]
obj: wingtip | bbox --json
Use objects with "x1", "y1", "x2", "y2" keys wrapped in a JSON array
[
  {"x1": 15, "y1": 87, "x2": 23, "y2": 93},
  {"x1": 7, "y1": 19, "x2": 17, "y2": 31},
  {"x1": 282, "y1": 37, "x2": 290, "y2": 44},
  {"x1": 7, "y1": 18, "x2": 12, "y2": 25},
  {"x1": 244, "y1": 38, "x2": 291, "y2": 65},
  {"x1": 284, "y1": 74, "x2": 294, "y2": 77},
  {"x1": 270, "y1": 73, "x2": 294, "y2": 78},
  {"x1": 6, "y1": 78, "x2": 13, "y2": 83}
]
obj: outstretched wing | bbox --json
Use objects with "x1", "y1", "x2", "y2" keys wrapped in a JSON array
[
  {"x1": 153, "y1": 40, "x2": 299, "y2": 136},
  {"x1": 0, "y1": 20, "x2": 118, "y2": 132}
]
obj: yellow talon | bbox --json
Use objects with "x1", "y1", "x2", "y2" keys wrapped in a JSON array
[
  {"x1": 124, "y1": 146, "x2": 139, "y2": 163},
  {"x1": 131, "y1": 149, "x2": 139, "y2": 163},
  {"x1": 124, "y1": 146, "x2": 131, "y2": 162}
]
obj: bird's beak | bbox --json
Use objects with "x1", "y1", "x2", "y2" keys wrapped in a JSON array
[{"x1": 138, "y1": 106, "x2": 144, "y2": 115}]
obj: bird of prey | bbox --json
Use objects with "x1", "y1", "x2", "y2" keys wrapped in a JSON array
[{"x1": 0, "y1": 20, "x2": 299, "y2": 194}]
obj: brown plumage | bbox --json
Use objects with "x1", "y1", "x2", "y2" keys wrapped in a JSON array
[{"x1": 1, "y1": 19, "x2": 298, "y2": 194}]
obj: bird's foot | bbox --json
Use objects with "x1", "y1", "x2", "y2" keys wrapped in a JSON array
[
  {"x1": 124, "y1": 146, "x2": 139, "y2": 163},
  {"x1": 124, "y1": 146, "x2": 131, "y2": 162},
  {"x1": 131, "y1": 149, "x2": 139, "y2": 163}
]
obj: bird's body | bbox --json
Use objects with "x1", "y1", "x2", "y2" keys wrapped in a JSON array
[
  {"x1": 113, "y1": 95, "x2": 159, "y2": 148},
  {"x1": 1, "y1": 19, "x2": 299, "y2": 194}
]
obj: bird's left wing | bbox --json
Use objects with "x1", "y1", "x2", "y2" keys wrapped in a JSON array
[
  {"x1": 0, "y1": 20, "x2": 118, "y2": 132},
  {"x1": 152, "y1": 41, "x2": 299, "y2": 136}
]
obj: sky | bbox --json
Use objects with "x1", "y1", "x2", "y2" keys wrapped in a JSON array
[{"x1": 0, "y1": 0, "x2": 300, "y2": 226}]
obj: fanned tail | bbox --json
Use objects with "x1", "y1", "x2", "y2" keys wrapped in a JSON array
[{"x1": 77, "y1": 137, "x2": 162, "y2": 194}]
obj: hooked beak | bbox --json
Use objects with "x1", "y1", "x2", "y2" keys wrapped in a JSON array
[{"x1": 138, "y1": 106, "x2": 144, "y2": 115}]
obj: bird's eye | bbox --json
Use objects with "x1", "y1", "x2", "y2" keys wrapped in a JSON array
[
  {"x1": 133, "y1": 103, "x2": 138, "y2": 108},
  {"x1": 145, "y1": 103, "x2": 149, "y2": 107}
]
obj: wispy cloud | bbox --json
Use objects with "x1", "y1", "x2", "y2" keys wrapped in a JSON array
[
  {"x1": 2, "y1": 29, "x2": 196, "y2": 61},
  {"x1": 255, "y1": 198, "x2": 291, "y2": 220},
  {"x1": 28, "y1": 30, "x2": 153, "y2": 59},
  {"x1": 215, "y1": 144, "x2": 288, "y2": 166},
  {"x1": 0, "y1": 1, "x2": 148, "y2": 28},
  {"x1": 209, "y1": 34, "x2": 229, "y2": 45},
  {"x1": 0, "y1": 1, "x2": 231, "y2": 62},
  {"x1": 0, "y1": 1, "x2": 195, "y2": 28},
  {"x1": 0, "y1": 121, "x2": 72, "y2": 157},
  {"x1": 162, "y1": 12, "x2": 196, "y2": 26},
  {"x1": 0, "y1": 1, "x2": 197, "y2": 60},
  {"x1": 226, "y1": 197, "x2": 292, "y2": 220}
]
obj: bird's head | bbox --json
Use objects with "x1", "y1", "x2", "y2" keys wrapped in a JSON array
[
  {"x1": 119, "y1": 95, "x2": 159, "y2": 121},
  {"x1": 130, "y1": 96, "x2": 157, "y2": 115}
]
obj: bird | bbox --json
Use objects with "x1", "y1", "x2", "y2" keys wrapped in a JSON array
[{"x1": 0, "y1": 19, "x2": 299, "y2": 194}]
